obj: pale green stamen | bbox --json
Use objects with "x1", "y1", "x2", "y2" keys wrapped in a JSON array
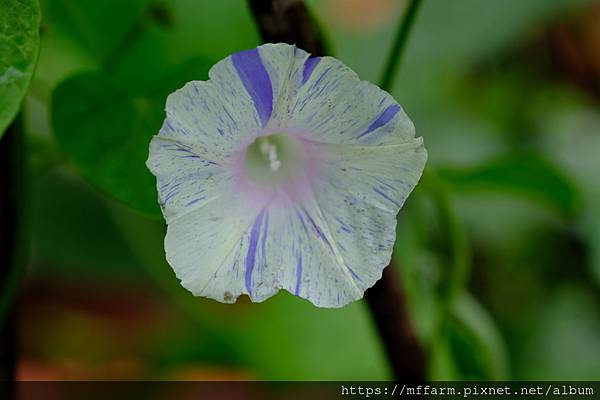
[{"x1": 244, "y1": 134, "x2": 304, "y2": 186}]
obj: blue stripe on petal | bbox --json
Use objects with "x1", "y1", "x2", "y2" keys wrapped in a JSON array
[
  {"x1": 347, "y1": 266, "x2": 361, "y2": 282},
  {"x1": 358, "y1": 104, "x2": 401, "y2": 138},
  {"x1": 299, "y1": 206, "x2": 334, "y2": 252},
  {"x1": 373, "y1": 186, "x2": 402, "y2": 208},
  {"x1": 294, "y1": 253, "x2": 303, "y2": 295},
  {"x1": 231, "y1": 49, "x2": 273, "y2": 127},
  {"x1": 302, "y1": 57, "x2": 321, "y2": 84},
  {"x1": 245, "y1": 209, "x2": 266, "y2": 295}
]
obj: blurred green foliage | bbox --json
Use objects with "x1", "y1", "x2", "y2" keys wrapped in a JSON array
[
  {"x1": 439, "y1": 152, "x2": 581, "y2": 218},
  {"x1": 3, "y1": 0, "x2": 598, "y2": 381}
]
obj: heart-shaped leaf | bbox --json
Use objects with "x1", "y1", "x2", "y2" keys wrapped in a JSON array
[{"x1": 51, "y1": 57, "x2": 213, "y2": 215}]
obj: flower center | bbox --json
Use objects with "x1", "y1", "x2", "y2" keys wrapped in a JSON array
[{"x1": 243, "y1": 133, "x2": 304, "y2": 187}]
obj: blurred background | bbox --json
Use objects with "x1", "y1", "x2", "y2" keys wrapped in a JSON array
[{"x1": 9, "y1": 0, "x2": 600, "y2": 380}]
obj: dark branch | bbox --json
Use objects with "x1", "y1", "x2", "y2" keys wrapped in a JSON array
[
  {"x1": 365, "y1": 268, "x2": 426, "y2": 381},
  {"x1": 247, "y1": 0, "x2": 325, "y2": 56},
  {"x1": 246, "y1": 0, "x2": 427, "y2": 382},
  {"x1": 0, "y1": 117, "x2": 25, "y2": 395}
]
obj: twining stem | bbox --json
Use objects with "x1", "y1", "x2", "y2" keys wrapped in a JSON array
[
  {"x1": 246, "y1": 0, "x2": 426, "y2": 382},
  {"x1": 379, "y1": 0, "x2": 423, "y2": 92}
]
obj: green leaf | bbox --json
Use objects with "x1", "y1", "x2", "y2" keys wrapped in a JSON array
[
  {"x1": 51, "y1": 57, "x2": 213, "y2": 216},
  {"x1": 52, "y1": 72, "x2": 162, "y2": 215},
  {"x1": 44, "y1": 0, "x2": 150, "y2": 63},
  {"x1": 439, "y1": 152, "x2": 582, "y2": 218},
  {"x1": 429, "y1": 297, "x2": 505, "y2": 381},
  {"x1": 448, "y1": 293, "x2": 509, "y2": 380},
  {"x1": 428, "y1": 335, "x2": 460, "y2": 380},
  {"x1": 0, "y1": 0, "x2": 41, "y2": 136}
]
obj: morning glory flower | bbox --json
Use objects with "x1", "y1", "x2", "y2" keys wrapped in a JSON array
[{"x1": 147, "y1": 43, "x2": 426, "y2": 308}]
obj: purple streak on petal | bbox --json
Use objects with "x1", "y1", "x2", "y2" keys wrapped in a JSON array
[
  {"x1": 347, "y1": 266, "x2": 362, "y2": 282},
  {"x1": 373, "y1": 187, "x2": 401, "y2": 208},
  {"x1": 294, "y1": 253, "x2": 303, "y2": 296},
  {"x1": 340, "y1": 226, "x2": 352, "y2": 233},
  {"x1": 302, "y1": 207, "x2": 333, "y2": 250},
  {"x1": 231, "y1": 49, "x2": 273, "y2": 127},
  {"x1": 185, "y1": 198, "x2": 203, "y2": 207},
  {"x1": 313, "y1": 66, "x2": 333, "y2": 88},
  {"x1": 334, "y1": 217, "x2": 353, "y2": 233},
  {"x1": 163, "y1": 190, "x2": 179, "y2": 204},
  {"x1": 245, "y1": 209, "x2": 266, "y2": 296},
  {"x1": 300, "y1": 207, "x2": 333, "y2": 252},
  {"x1": 302, "y1": 57, "x2": 321, "y2": 84},
  {"x1": 295, "y1": 210, "x2": 309, "y2": 234},
  {"x1": 357, "y1": 104, "x2": 401, "y2": 138}
]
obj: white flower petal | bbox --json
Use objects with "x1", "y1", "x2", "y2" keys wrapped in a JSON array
[
  {"x1": 164, "y1": 195, "x2": 259, "y2": 303},
  {"x1": 277, "y1": 195, "x2": 366, "y2": 307},
  {"x1": 146, "y1": 137, "x2": 233, "y2": 221},
  {"x1": 288, "y1": 56, "x2": 415, "y2": 146},
  {"x1": 250, "y1": 44, "x2": 415, "y2": 146},
  {"x1": 255, "y1": 43, "x2": 310, "y2": 126},
  {"x1": 148, "y1": 43, "x2": 428, "y2": 308},
  {"x1": 158, "y1": 56, "x2": 263, "y2": 157},
  {"x1": 165, "y1": 191, "x2": 366, "y2": 307},
  {"x1": 148, "y1": 49, "x2": 275, "y2": 221},
  {"x1": 310, "y1": 139, "x2": 428, "y2": 292},
  {"x1": 247, "y1": 195, "x2": 365, "y2": 307}
]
